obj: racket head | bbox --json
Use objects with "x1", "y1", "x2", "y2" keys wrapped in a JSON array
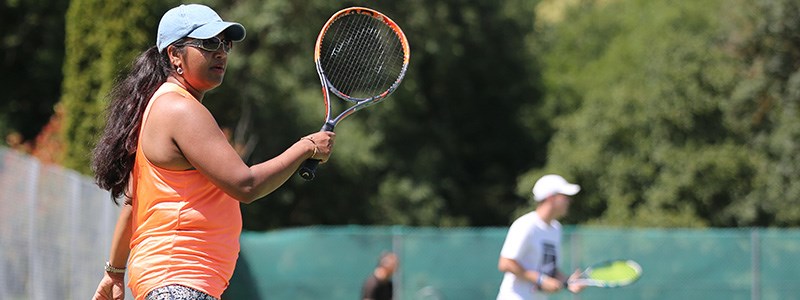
[
  {"x1": 300, "y1": 7, "x2": 409, "y2": 181},
  {"x1": 315, "y1": 7, "x2": 410, "y2": 109},
  {"x1": 574, "y1": 259, "x2": 642, "y2": 288}
]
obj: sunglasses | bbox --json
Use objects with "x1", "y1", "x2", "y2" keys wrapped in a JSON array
[{"x1": 179, "y1": 37, "x2": 233, "y2": 53}]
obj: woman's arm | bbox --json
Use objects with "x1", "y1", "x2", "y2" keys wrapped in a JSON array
[
  {"x1": 93, "y1": 204, "x2": 132, "y2": 300},
  {"x1": 108, "y1": 204, "x2": 132, "y2": 268},
  {"x1": 147, "y1": 93, "x2": 335, "y2": 203}
]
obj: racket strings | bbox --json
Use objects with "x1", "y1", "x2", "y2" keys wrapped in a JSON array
[
  {"x1": 336, "y1": 16, "x2": 385, "y2": 95},
  {"x1": 320, "y1": 13, "x2": 406, "y2": 100},
  {"x1": 588, "y1": 262, "x2": 640, "y2": 281},
  {"x1": 328, "y1": 15, "x2": 394, "y2": 96}
]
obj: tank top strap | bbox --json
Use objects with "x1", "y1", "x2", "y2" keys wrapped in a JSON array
[{"x1": 140, "y1": 82, "x2": 195, "y2": 137}]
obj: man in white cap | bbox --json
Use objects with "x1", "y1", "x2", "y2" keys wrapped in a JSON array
[{"x1": 496, "y1": 174, "x2": 586, "y2": 300}]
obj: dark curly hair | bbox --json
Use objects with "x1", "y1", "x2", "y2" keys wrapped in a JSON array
[{"x1": 91, "y1": 44, "x2": 185, "y2": 204}]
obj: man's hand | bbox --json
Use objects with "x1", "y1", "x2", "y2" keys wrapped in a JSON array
[
  {"x1": 538, "y1": 275, "x2": 564, "y2": 293},
  {"x1": 566, "y1": 269, "x2": 587, "y2": 293}
]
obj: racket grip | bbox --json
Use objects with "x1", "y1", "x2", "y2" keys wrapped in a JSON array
[
  {"x1": 298, "y1": 159, "x2": 321, "y2": 180},
  {"x1": 298, "y1": 122, "x2": 335, "y2": 181}
]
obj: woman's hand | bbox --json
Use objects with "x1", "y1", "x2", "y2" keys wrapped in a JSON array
[
  {"x1": 303, "y1": 131, "x2": 335, "y2": 163},
  {"x1": 92, "y1": 272, "x2": 125, "y2": 300}
]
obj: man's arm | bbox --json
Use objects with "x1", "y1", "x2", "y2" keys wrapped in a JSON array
[
  {"x1": 361, "y1": 274, "x2": 377, "y2": 300},
  {"x1": 498, "y1": 257, "x2": 563, "y2": 293},
  {"x1": 498, "y1": 257, "x2": 538, "y2": 283},
  {"x1": 557, "y1": 268, "x2": 587, "y2": 294}
]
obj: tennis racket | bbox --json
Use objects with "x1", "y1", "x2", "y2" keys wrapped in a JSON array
[
  {"x1": 298, "y1": 7, "x2": 410, "y2": 180},
  {"x1": 567, "y1": 259, "x2": 642, "y2": 288}
]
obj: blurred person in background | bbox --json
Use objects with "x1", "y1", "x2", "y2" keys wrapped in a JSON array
[
  {"x1": 91, "y1": 4, "x2": 334, "y2": 300},
  {"x1": 496, "y1": 174, "x2": 586, "y2": 300},
  {"x1": 362, "y1": 251, "x2": 399, "y2": 300}
]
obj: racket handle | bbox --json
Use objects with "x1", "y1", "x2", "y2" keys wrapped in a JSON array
[
  {"x1": 298, "y1": 159, "x2": 321, "y2": 180},
  {"x1": 298, "y1": 122, "x2": 335, "y2": 181}
]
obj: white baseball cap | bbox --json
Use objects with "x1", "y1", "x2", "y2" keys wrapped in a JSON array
[{"x1": 532, "y1": 174, "x2": 580, "y2": 201}]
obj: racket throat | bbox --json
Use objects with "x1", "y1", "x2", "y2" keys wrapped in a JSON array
[{"x1": 322, "y1": 121, "x2": 336, "y2": 132}]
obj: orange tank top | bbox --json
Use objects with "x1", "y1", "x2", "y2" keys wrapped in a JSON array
[{"x1": 127, "y1": 82, "x2": 242, "y2": 299}]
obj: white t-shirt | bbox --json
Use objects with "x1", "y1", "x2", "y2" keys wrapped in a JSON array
[{"x1": 496, "y1": 211, "x2": 562, "y2": 300}]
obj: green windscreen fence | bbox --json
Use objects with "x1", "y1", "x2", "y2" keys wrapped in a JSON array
[{"x1": 223, "y1": 226, "x2": 800, "y2": 300}]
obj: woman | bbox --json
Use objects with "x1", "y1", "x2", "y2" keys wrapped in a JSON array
[{"x1": 91, "y1": 4, "x2": 335, "y2": 300}]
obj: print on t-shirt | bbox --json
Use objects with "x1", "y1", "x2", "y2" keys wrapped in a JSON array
[{"x1": 540, "y1": 242, "x2": 557, "y2": 277}]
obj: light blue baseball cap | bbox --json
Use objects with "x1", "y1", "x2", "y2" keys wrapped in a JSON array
[{"x1": 156, "y1": 4, "x2": 246, "y2": 53}]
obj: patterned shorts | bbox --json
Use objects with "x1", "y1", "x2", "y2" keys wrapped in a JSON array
[{"x1": 145, "y1": 284, "x2": 219, "y2": 300}]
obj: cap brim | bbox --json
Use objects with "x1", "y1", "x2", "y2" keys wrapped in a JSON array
[
  {"x1": 559, "y1": 184, "x2": 581, "y2": 196},
  {"x1": 187, "y1": 21, "x2": 246, "y2": 41}
]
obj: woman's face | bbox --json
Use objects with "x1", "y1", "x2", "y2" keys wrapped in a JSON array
[{"x1": 171, "y1": 33, "x2": 231, "y2": 92}]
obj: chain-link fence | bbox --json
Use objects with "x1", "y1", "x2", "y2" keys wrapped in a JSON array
[
  {"x1": 225, "y1": 226, "x2": 800, "y2": 299},
  {"x1": 0, "y1": 147, "x2": 129, "y2": 300},
  {"x1": 3, "y1": 146, "x2": 800, "y2": 300}
]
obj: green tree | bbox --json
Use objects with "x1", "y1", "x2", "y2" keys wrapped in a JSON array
[
  {"x1": 524, "y1": 0, "x2": 760, "y2": 227},
  {"x1": 370, "y1": 0, "x2": 545, "y2": 226},
  {"x1": 727, "y1": 0, "x2": 800, "y2": 226},
  {"x1": 60, "y1": 0, "x2": 176, "y2": 172},
  {"x1": 208, "y1": 0, "x2": 545, "y2": 229},
  {"x1": 0, "y1": 0, "x2": 69, "y2": 143}
]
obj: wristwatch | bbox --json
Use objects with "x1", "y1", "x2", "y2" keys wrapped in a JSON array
[{"x1": 104, "y1": 261, "x2": 126, "y2": 274}]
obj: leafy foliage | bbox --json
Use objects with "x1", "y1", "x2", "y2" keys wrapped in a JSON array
[
  {"x1": 207, "y1": 0, "x2": 544, "y2": 228},
  {"x1": 728, "y1": 0, "x2": 800, "y2": 226},
  {"x1": 25, "y1": 0, "x2": 800, "y2": 228},
  {"x1": 60, "y1": 0, "x2": 178, "y2": 172},
  {"x1": 525, "y1": 0, "x2": 800, "y2": 227},
  {"x1": 0, "y1": 0, "x2": 69, "y2": 144}
]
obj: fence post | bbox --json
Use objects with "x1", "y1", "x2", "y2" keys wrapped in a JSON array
[
  {"x1": 26, "y1": 158, "x2": 40, "y2": 300},
  {"x1": 569, "y1": 228, "x2": 582, "y2": 300},
  {"x1": 68, "y1": 171, "x2": 81, "y2": 299},
  {"x1": 392, "y1": 225, "x2": 404, "y2": 300},
  {"x1": 751, "y1": 229, "x2": 760, "y2": 300}
]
